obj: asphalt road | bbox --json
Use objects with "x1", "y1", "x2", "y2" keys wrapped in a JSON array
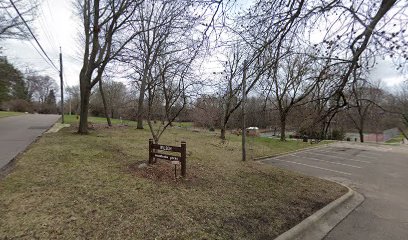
[
  {"x1": 0, "y1": 114, "x2": 60, "y2": 170},
  {"x1": 263, "y1": 142, "x2": 408, "y2": 240}
]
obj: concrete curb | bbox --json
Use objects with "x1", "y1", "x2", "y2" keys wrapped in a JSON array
[
  {"x1": 274, "y1": 185, "x2": 363, "y2": 240},
  {"x1": 46, "y1": 123, "x2": 71, "y2": 133},
  {"x1": 253, "y1": 142, "x2": 336, "y2": 161}
]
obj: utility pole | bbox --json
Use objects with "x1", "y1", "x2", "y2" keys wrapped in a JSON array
[
  {"x1": 242, "y1": 60, "x2": 247, "y2": 162},
  {"x1": 59, "y1": 47, "x2": 64, "y2": 123}
]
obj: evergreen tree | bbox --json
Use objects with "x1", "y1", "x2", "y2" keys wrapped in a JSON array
[
  {"x1": 46, "y1": 89, "x2": 56, "y2": 105},
  {"x1": 0, "y1": 57, "x2": 28, "y2": 104}
]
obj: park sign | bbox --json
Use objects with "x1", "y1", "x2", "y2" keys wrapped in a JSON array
[{"x1": 148, "y1": 139, "x2": 186, "y2": 177}]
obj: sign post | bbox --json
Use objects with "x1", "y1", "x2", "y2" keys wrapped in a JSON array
[
  {"x1": 148, "y1": 139, "x2": 187, "y2": 177},
  {"x1": 181, "y1": 141, "x2": 186, "y2": 177},
  {"x1": 148, "y1": 139, "x2": 154, "y2": 164}
]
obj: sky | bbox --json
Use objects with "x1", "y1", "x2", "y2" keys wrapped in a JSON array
[
  {"x1": 1, "y1": 0, "x2": 406, "y2": 89},
  {"x1": 2, "y1": 0, "x2": 81, "y2": 88}
]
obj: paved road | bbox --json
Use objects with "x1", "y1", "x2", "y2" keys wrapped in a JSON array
[
  {"x1": 263, "y1": 142, "x2": 408, "y2": 240},
  {"x1": 0, "y1": 114, "x2": 60, "y2": 170}
]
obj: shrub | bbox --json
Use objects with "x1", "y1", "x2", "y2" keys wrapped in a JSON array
[
  {"x1": 331, "y1": 129, "x2": 345, "y2": 140},
  {"x1": 2, "y1": 99, "x2": 33, "y2": 113}
]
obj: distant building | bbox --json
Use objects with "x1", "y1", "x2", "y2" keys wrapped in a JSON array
[{"x1": 345, "y1": 128, "x2": 400, "y2": 142}]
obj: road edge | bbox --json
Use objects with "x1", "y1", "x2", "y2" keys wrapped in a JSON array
[
  {"x1": 274, "y1": 184, "x2": 364, "y2": 240},
  {"x1": 0, "y1": 116, "x2": 61, "y2": 180}
]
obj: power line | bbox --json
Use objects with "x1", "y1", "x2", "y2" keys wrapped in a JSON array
[
  {"x1": 9, "y1": 0, "x2": 59, "y2": 72},
  {"x1": 37, "y1": 0, "x2": 59, "y2": 52}
]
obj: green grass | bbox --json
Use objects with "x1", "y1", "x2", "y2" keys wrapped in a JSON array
[
  {"x1": 64, "y1": 114, "x2": 131, "y2": 125},
  {"x1": 63, "y1": 115, "x2": 192, "y2": 129},
  {"x1": 0, "y1": 125, "x2": 346, "y2": 239},
  {"x1": 0, "y1": 111, "x2": 24, "y2": 118},
  {"x1": 386, "y1": 134, "x2": 405, "y2": 144}
]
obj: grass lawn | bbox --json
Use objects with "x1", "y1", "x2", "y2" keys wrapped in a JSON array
[
  {"x1": 64, "y1": 114, "x2": 133, "y2": 125},
  {"x1": 0, "y1": 122, "x2": 346, "y2": 239},
  {"x1": 0, "y1": 111, "x2": 24, "y2": 118},
  {"x1": 385, "y1": 134, "x2": 405, "y2": 144}
]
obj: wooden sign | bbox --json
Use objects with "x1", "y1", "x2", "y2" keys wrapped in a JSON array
[
  {"x1": 149, "y1": 139, "x2": 186, "y2": 177},
  {"x1": 153, "y1": 153, "x2": 181, "y2": 161}
]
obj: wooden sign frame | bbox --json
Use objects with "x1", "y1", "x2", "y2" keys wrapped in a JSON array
[{"x1": 149, "y1": 139, "x2": 186, "y2": 177}]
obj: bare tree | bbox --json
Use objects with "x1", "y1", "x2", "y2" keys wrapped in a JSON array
[
  {"x1": 89, "y1": 79, "x2": 127, "y2": 120},
  {"x1": 307, "y1": 0, "x2": 406, "y2": 113},
  {"x1": 145, "y1": 55, "x2": 194, "y2": 144},
  {"x1": 217, "y1": 44, "x2": 270, "y2": 140},
  {"x1": 346, "y1": 75, "x2": 384, "y2": 142},
  {"x1": 65, "y1": 85, "x2": 80, "y2": 115},
  {"x1": 389, "y1": 81, "x2": 408, "y2": 140},
  {"x1": 123, "y1": 0, "x2": 187, "y2": 129},
  {"x1": 98, "y1": 78, "x2": 111, "y2": 126},
  {"x1": 76, "y1": 0, "x2": 142, "y2": 134},
  {"x1": 264, "y1": 50, "x2": 318, "y2": 141},
  {"x1": 26, "y1": 74, "x2": 57, "y2": 103},
  {"x1": 239, "y1": 0, "x2": 406, "y2": 127},
  {"x1": 0, "y1": 0, "x2": 37, "y2": 40}
]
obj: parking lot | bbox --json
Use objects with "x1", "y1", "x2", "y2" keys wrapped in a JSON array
[{"x1": 263, "y1": 142, "x2": 408, "y2": 240}]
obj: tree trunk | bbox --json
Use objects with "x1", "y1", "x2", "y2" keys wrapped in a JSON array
[
  {"x1": 99, "y1": 79, "x2": 112, "y2": 127},
  {"x1": 136, "y1": 93, "x2": 145, "y2": 129},
  {"x1": 220, "y1": 101, "x2": 230, "y2": 140},
  {"x1": 78, "y1": 81, "x2": 91, "y2": 134},
  {"x1": 136, "y1": 71, "x2": 148, "y2": 129},
  {"x1": 280, "y1": 115, "x2": 286, "y2": 141},
  {"x1": 220, "y1": 126, "x2": 226, "y2": 140},
  {"x1": 359, "y1": 129, "x2": 364, "y2": 143}
]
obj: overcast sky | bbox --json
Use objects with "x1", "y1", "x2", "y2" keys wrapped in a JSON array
[
  {"x1": 1, "y1": 0, "x2": 406, "y2": 89},
  {"x1": 3, "y1": 0, "x2": 80, "y2": 88}
]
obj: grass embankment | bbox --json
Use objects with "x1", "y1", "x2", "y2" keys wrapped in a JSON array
[
  {"x1": 0, "y1": 120, "x2": 346, "y2": 239},
  {"x1": 0, "y1": 111, "x2": 24, "y2": 118}
]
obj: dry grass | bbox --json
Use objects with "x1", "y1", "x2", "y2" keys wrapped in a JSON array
[
  {"x1": 0, "y1": 111, "x2": 24, "y2": 118},
  {"x1": 0, "y1": 124, "x2": 346, "y2": 239}
]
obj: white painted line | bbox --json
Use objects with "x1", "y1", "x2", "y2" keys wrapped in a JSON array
[
  {"x1": 314, "y1": 149, "x2": 375, "y2": 161},
  {"x1": 321, "y1": 148, "x2": 385, "y2": 159},
  {"x1": 272, "y1": 158, "x2": 352, "y2": 175},
  {"x1": 314, "y1": 149, "x2": 355, "y2": 156},
  {"x1": 358, "y1": 152, "x2": 384, "y2": 157},
  {"x1": 353, "y1": 154, "x2": 376, "y2": 160},
  {"x1": 287, "y1": 154, "x2": 362, "y2": 168},
  {"x1": 302, "y1": 151, "x2": 371, "y2": 163}
]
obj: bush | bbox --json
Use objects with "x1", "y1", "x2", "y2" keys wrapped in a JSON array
[
  {"x1": 331, "y1": 129, "x2": 345, "y2": 140},
  {"x1": 2, "y1": 99, "x2": 33, "y2": 113}
]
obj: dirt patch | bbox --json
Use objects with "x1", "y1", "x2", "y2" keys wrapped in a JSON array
[{"x1": 128, "y1": 160, "x2": 201, "y2": 185}]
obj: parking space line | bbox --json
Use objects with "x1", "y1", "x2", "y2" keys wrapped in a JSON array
[
  {"x1": 314, "y1": 149, "x2": 356, "y2": 156},
  {"x1": 272, "y1": 158, "x2": 352, "y2": 175},
  {"x1": 288, "y1": 154, "x2": 362, "y2": 168},
  {"x1": 304, "y1": 151, "x2": 371, "y2": 163},
  {"x1": 314, "y1": 149, "x2": 375, "y2": 160},
  {"x1": 353, "y1": 154, "x2": 376, "y2": 160},
  {"x1": 358, "y1": 152, "x2": 384, "y2": 157}
]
